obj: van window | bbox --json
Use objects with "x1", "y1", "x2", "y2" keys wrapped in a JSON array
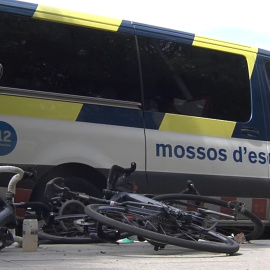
[
  {"x1": 0, "y1": 13, "x2": 141, "y2": 102},
  {"x1": 138, "y1": 37, "x2": 251, "y2": 122}
]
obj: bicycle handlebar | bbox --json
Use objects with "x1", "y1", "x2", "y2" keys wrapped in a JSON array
[
  {"x1": 0, "y1": 166, "x2": 34, "y2": 202},
  {"x1": 107, "y1": 162, "x2": 136, "y2": 191},
  {"x1": 0, "y1": 166, "x2": 24, "y2": 196},
  {"x1": 44, "y1": 162, "x2": 137, "y2": 203}
]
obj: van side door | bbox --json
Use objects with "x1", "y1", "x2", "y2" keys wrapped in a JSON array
[{"x1": 136, "y1": 29, "x2": 268, "y2": 197}]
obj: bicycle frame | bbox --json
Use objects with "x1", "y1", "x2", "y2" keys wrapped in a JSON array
[{"x1": 44, "y1": 164, "x2": 237, "y2": 236}]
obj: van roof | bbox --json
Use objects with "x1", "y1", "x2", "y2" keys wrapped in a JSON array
[{"x1": 0, "y1": 0, "x2": 269, "y2": 57}]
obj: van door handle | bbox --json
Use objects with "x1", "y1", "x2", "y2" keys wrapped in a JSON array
[
  {"x1": 241, "y1": 127, "x2": 260, "y2": 136},
  {"x1": 0, "y1": 63, "x2": 3, "y2": 79}
]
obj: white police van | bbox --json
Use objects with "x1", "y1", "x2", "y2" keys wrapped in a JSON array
[{"x1": 0, "y1": 0, "x2": 270, "y2": 225}]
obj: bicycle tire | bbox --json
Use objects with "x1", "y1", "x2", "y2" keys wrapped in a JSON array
[
  {"x1": 153, "y1": 194, "x2": 264, "y2": 241},
  {"x1": 85, "y1": 204, "x2": 239, "y2": 254},
  {"x1": 38, "y1": 214, "x2": 100, "y2": 244}
]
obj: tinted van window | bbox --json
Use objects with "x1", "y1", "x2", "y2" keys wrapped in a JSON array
[
  {"x1": 0, "y1": 13, "x2": 141, "y2": 102},
  {"x1": 138, "y1": 37, "x2": 251, "y2": 122}
]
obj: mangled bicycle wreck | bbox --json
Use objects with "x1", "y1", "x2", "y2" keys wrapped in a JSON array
[{"x1": 0, "y1": 163, "x2": 264, "y2": 254}]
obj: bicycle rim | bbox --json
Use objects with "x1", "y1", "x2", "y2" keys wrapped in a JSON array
[
  {"x1": 153, "y1": 194, "x2": 264, "y2": 241},
  {"x1": 85, "y1": 204, "x2": 239, "y2": 254}
]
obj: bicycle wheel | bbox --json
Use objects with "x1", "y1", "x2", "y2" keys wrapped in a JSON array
[
  {"x1": 85, "y1": 204, "x2": 239, "y2": 254},
  {"x1": 38, "y1": 214, "x2": 130, "y2": 244},
  {"x1": 153, "y1": 194, "x2": 264, "y2": 241},
  {"x1": 38, "y1": 214, "x2": 100, "y2": 244}
]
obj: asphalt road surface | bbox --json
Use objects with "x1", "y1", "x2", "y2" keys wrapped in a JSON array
[{"x1": 1, "y1": 240, "x2": 270, "y2": 270}]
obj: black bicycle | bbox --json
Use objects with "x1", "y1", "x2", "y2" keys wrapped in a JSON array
[
  {"x1": 39, "y1": 162, "x2": 263, "y2": 254},
  {"x1": 1, "y1": 163, "x2": 264, "y2": 254}
]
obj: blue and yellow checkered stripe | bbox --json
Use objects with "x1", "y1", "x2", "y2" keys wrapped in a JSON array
[
  {"x1": 0, "y1": 0, "x2": 122, "y2": 31},
  {"x1": 0, "y1": 94, "x2": 237, "y2": 138}
]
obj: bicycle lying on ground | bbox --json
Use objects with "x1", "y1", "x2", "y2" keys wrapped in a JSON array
[{"x1": 39, "y1": 162, "x2": 264, "y2": 255}]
